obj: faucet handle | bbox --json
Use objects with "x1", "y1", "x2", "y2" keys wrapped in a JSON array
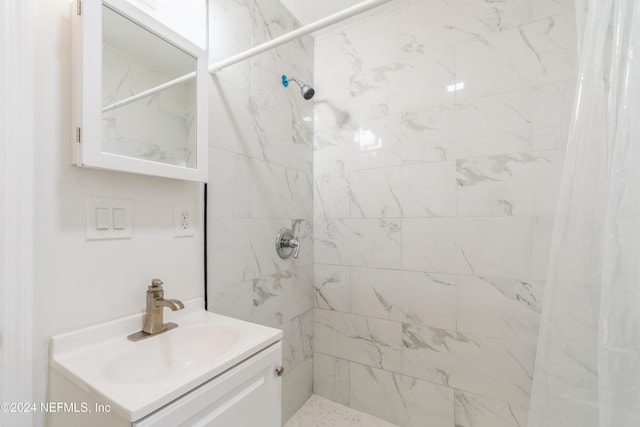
[
  {"x1": 149, "y1": 278, "x2": 164, "y2": 291},
  {"x1": 289, "y1": 238, "x2": 301, "y2": 259},
  {"x1": 275, "y1": 228, "x2": 301, "y2": 259}
]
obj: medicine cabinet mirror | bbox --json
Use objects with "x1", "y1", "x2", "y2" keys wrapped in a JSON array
[{"x1": 71, "y1": 0, "x2": 208, "y2": 181}]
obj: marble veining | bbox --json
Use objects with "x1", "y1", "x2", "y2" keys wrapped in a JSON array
[
  {"x1": 282, "y1": 310, "x2": 314, "y2": 372},
  {"x1": 314, "y1": 155, "x2": 351, "y2": 219},
  {"x1": 457, "y1": 154, "x2": 546, "y2": 186},
  {"x1": 283, "y1": 359, "x2": 314, "y2": 423},
  {"x1": 350, "y1": 162, "x2": 457, "y2": 218},
  {"x1": 456, "y1": 151, "x2": 564, "y2": 216},
  {"x1": 308, "y1": 0, "x2": 577, "y2": 425},
  {"x1": 102, "y1": 45, "x2": 196, "y2": 167},
  {"x1": 454, "y1": 390, "x2": 528, "y2": 427},
  {"x1": 402, "y1": 323, "x2": 535, "y2": 408},
  {"x1": 208, "y1": 0, "x2": 314, "y2": 420},
  {"x1": 313, "y1": 265, "x2": 350, "y2": 312},
  {"x1": 315, "y1": 310, "x2": 402, "y2": 372},
  {"x1": 402, "y1": 217, "x2": 532, "y2": 279},
  {"x1": 401, "y1": 323, "x2": 456, "y2": 387},
  {"x1": 400, "y1": 89, "x2": 533, "y2": 163},
  {"x1": 400, "y1": 32, "x2": 424, "y2": 55},
  {"x1": 455, "y1": 12, "x2": 577, "y2": 101},
  {"x1": 250, "y1": 267, "x2": 314, "y2": 328},
  {"x1": 315, "y1": 219, "x2": 402, "y2": 269},
  {"x1": 313, "y1": 353, "x2": 350, "y2": 406},
  {"x1": 350, "y1": 268, "x2": 456, "y2": 329},
  {"x1": 350, "y1": 363, "x2": 455, "y2": 427}
]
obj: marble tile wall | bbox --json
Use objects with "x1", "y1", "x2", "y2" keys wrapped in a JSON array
[
  {"x1": 313, "y1": 0, "x2": 576, "y2": 426},
  {"x1": 206, "y1": 0, "x2": 314, "y2": 423}
]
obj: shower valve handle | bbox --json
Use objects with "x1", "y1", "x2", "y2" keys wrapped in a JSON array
[
  {"x1": 287, "y1": 238, "x2": 301, "y2": 258},
  {"x1": 275, "y1": 228, "x2": 300, "y2": 259}
]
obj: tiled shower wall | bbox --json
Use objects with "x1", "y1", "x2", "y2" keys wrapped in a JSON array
[
  {"x1": 205, "y1": 0, "x2": 314, "y2": 422},
  {"x1": 313, "y1": 0, "x2": 576, "y2": 425}
]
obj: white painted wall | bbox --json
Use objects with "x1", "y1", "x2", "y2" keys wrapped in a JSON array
[
  {"x1": 126, "y1": 0, "x2": 207, "y2": 48},
  {"x1": 1, "y1": 1, "x2": 35, "y2": 426},
  {"x1": 31, "y1": 1, "x2": 205, "y2": 425}
]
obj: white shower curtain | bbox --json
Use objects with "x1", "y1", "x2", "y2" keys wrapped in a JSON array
[{"x1": 528, "y1": 0, "x2": 640, "y2": 426}]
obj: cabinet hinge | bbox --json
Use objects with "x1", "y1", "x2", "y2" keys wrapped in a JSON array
[
  {"x1": 76, "y1": 127, "x2": 82, "y2": 143},
  {"x1": 76, "y1": 0, "x2": 82, "y2": 16}
]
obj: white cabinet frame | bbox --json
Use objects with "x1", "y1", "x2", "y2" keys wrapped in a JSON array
[{"x1": 71, "y1": 0, "x2": 208, "y2": 182}]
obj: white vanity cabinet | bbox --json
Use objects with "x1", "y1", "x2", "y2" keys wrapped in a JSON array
[
  {"x1": 49, "y1": 300, "x2": 283, "y2": 427},
  {"x1": 134, "y1": 343, "x2": 282, "y2": 427}
]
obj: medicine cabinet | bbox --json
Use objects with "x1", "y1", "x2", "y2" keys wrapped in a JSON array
[{"x1": 71, "y1": 0, "x2": 208, "y2": 181}]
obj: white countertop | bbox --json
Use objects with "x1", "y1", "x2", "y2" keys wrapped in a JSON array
[{"x1": 49, "y1": 298, "x2": 282, "y2": 422}]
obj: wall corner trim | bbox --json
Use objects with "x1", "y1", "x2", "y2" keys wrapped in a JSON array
[{"x1": 1, "y1": 0, "x2": 36, "y2": 422}]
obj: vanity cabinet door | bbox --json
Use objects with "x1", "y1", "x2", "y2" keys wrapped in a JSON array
[{"x1": 133, "y1": 342, "x2": 282, "y2": 427}]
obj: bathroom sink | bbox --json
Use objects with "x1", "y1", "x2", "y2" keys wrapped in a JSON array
[
  {"x1": 49, "y1": 298, "x2": 282, "y2": 421},
  {"x1": 103, "y1": 323, "x2": 241, "y2": 384}
]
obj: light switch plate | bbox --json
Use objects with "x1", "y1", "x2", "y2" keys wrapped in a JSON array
[
  {"x1": 86, "y1": 198, "x2": 133, "y2": 240},
  {"x1": 112, "y1": 208, "x2": 127, "y2": 230},
  {"x1": 95, "y1": 208, "x2": 109, "y2": 230}
]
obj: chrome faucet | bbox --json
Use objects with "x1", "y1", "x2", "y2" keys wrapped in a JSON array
[{"x1": 127, "y1": 279, "x2": 184, "y2": 341}]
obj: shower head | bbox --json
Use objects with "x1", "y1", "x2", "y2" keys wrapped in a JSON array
[{"x1": 281, "y1": 75, "x2": 315, "y2": 100}]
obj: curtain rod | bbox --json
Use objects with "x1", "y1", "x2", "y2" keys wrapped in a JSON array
[
  {"x1": 102, "y1": 0, "x2": 392, "y2": 113},
  {"x1": 208, "y1": 0, "x2": 393, "y2": 73}
]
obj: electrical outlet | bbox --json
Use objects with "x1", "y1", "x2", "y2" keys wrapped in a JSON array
[{"x1": 174, "y1": 204, "x2": 194, "y2": 237}]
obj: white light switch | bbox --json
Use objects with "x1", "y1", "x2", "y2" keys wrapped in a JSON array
[
  {"x1": 113, "y1": 208, "x2": 126, "y2": 230},
  {"x1": 95, "y1": 208, "x2": 109, "y2": 230},
  {"x1": 86, "y1": 198, "x2": 132, "y2": 240}
]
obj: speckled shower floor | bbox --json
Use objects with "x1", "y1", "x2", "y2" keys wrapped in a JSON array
[{"x1": 284, "y1": 395, "x2": 399, "y2": 427}]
